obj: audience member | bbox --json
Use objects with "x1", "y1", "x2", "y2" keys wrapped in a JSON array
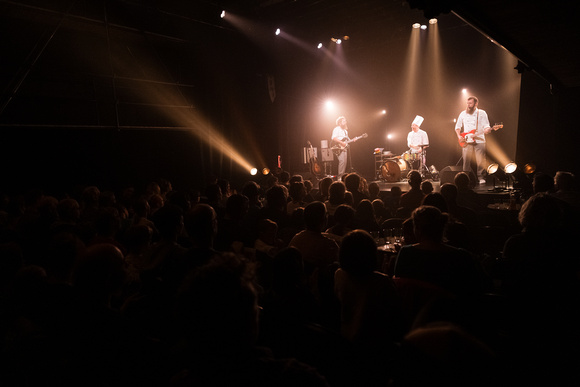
[{"x1": 399, "y1": 171, "x2": 424, "y2": 214}]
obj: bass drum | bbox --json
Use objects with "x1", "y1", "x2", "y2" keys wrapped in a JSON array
[
  {"x1": 380, "y1": 160, "x2": 401, "y2": 182},
  {"x1": 396, "y1": 158, "x2": 410, "y2": 175}
]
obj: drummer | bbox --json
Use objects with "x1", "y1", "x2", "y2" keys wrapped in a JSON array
[{"x1": 407, "y1": 115, "x2": 429, "y2": 169}]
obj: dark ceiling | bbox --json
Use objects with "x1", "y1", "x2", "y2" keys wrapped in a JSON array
[{"x1": 218, "y1": 0, "x2": 580, "y2": 90}]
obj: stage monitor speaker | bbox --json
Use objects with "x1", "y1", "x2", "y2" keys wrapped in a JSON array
[{"x1": 439, "y1": 166, "x2": 477, "y2": 188}]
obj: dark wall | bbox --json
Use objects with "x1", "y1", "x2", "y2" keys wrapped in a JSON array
[{"x1": 516, "y1": 70, "x2": 580, "y2": 177}]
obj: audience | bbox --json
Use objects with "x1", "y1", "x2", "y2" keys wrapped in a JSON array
[{"x1": 0, "y1": 169, "x2": 578, "y2": 386}]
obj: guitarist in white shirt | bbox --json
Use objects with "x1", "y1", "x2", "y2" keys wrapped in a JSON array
[
  {"x1": 455, "y1": 96, "x2": 492, "y2": 185},
  {"x1": 331, "y1": 116, "x2": 351, "y2": 176}
]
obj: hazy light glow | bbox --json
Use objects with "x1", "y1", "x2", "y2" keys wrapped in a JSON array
[
  {"x1": 462, "y1": 88, "x2": 468, "y2": 94},
  {"x1": 325, "y1": 100, "x2": 334, "y2": 109},
  {"x1": 381, "y1": 109, "x2": 387, "y2": 115}
]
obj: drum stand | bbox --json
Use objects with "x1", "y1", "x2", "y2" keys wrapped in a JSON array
[{"x1": 418, "y1": 145, "x2": 434, "y2": 180}]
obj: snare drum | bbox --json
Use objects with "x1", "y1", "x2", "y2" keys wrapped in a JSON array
[
  {"x1": 380, "y1": 160, "x2": 401, "y2": 182},
  {"x1": 402, "y1": 151, "x2": 420, "y2": 161}
]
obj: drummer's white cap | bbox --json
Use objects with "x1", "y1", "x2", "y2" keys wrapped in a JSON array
[{"x1": 412, "y1": 115, "x2": 424, "y2": 127}]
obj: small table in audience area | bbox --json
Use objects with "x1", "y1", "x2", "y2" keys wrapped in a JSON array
[{"x1": 376, "y1": 242, "x2": 399, "y2": 276}]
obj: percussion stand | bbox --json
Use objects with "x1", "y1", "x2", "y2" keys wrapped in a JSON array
[{"x1": 419, "y1": 145, "x2": 433, "y2": 179}]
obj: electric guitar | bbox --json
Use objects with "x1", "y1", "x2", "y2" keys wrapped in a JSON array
[
  {"x1": 331, "y1": 133, "x2": 368, "y2": 155},
  {"x1": 306, "y1": 141, "x2": 322, "y2": 176},
  {"x1": 458, "y1": 124, "x2": 503, "y2": 148}
]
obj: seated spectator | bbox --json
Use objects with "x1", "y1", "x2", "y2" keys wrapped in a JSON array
[
  {"x1": 394, "y1": 206, "x2": 487, "y2": 298},
  {"x1": 399, "y1": 171, "x2": 424, "y2": 214},
  {"x1": 172, "y1": 252, "x2": 329, "y2": 386}
]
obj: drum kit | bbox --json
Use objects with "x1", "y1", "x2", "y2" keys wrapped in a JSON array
[{"x1": 380, "y1": 145, "x2": 429, "y2": 182}]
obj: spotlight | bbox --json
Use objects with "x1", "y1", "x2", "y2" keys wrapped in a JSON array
[
  {"x1": 336, "y1": 39, "x2": 342, "y2": 44},
  {"x1": 275, "y1": 28, "x2": 281, "y2": 36},
  {"x1": 317, "y1": 43, "x2": 322, "y2": 49},
  {"x1": 331, "y1": 37, "x2": 337, "y2": 42},
  {"x1": 486, "y1": 163, "x2": 506, "y2": 181},
  {"x1": 220, "y1": 10, "x2": 225, "y2": 18},
  {"x1": 381, "y1": 109, "x2": 387, "y2": 115},
  {"x1": 262, "y1": 168, "x2": 270, "y2": 175},
  {"x1": 504, "y1": 162, "x2": 517, "y2": 174},
  {"x1": 429, "y1": 18, "x2": 437, "y2": 24},
  {"x1": 412, "y1": 23, "x2": 421, "y2": 29},
  {"x1": 343, "y1": 35, "x2": 349, "y2": 40},
  {"x1": 524, "y1": 163, "x2": 536, "y2": 174},
  {"x1": 420, "y1": 25, "x2": 427, "y2": 30},
  {"x1": 250, "y1": 168, "x2": 258, "y2": 176}
]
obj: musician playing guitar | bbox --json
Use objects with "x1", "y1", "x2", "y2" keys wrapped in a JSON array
[
  {"x1": 332, "y1": 116, "x2": 364, "y2": 176},
  {"x1": 455, "y1": 96, "x2": 502, "y2": 185}
]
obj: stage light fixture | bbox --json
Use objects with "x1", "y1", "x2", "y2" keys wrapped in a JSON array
[
  {"x1": 412, "y1": 23, "x2": 421, "y2": 29},
  {"x1": 523, "y1": 163, "x2": 536, "y2": 174},
  {"x1": 220, "y1": 10, "x2": 225, "y2": 18},
  {"x1": 504, "y1": 162, "x2": 517, "y2": 174},
  {"x1": 420, "y1": 25, "x2": 427, "y2": 30},
  {"x1": 275, "y1": 28, "x2": 281, "y2": 35},
  {"x1": 262, "y1": 168, "x2": 270, "y2": 175},
  {"x1": 317, "y1": 43, "x2": 322, "y2": 49},
  {"x1": 336, "y1": 39, "x2": 342, "y2": 44},
  {"x1": 250, "y1": 168, "x2": 258, "y2": 176},
  {"x1": 429, "y1": 18, "x2": 437, "y2": 24}
]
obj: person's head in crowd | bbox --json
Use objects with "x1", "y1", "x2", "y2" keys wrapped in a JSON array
[
  {"x1": 303, "y1": 201, "x2": 327, "y2": 232},
  {"x1": 344, "y1": 173, "x2": 361, "y2": 193},
  {"x1": 205, "y1": 183, "x2": 222, "y2": 204},
  {"x1": 73, "y1": 243, "x2": 127, "y2": 304},
  {"x1": 422, "y1": 192, "x2": 449, "y2": 213},
  {"x1": 151, "y1": 204, "x2": 184, "y2": 241},
  {"x1": 518, "y1": 192, "x2": 563, "y2": 231},
  {"x1": 265, "y1": 185, "x2": 287, "y2": 210},
  {"x1": 532, "y1": 172, "x2": 555, "y2": 193},
  {"x1": 412, "y1": 205, "x2": 448, "y2": 243},
  {"x1": 289, "y1": 175, "x2": 303, "y2": 184},
  {"x1": 57, "y1": 198, "x2": 81, "y2": 223},
  {"x1": 554, "y1": 171, "x2": 576, "y2": 192},
  {"x1": 328, "y1": 181, "x2": 347, "y2": 205},
  {"x1": 184, "y1": 204, "x2": 217, "y2": 248},
  {"x1": 278, "y1": 171, "x2": 291, "y2": 186},
  {"x1": 454, "y1": 172, "x2": 471, "y2": 191},
  {"x1": 318, "y1": 177, "x2": 334, "y2": 198},
  {"x1": 225, "y1": 194, "x2": 249, "y2": 221},
  {"x1": 288, "y1": 181, "x2": 306, "y2": 203},
  {"x1": 241, "y1": 181, "x2": 262, "y2": 206},
  {"x1": 332, "y1": 204, "x2": 355, "y2": 229},
  {"x1": 368, "y1": 181, "x2": 381, "y2": 199},
  {"x1": 420, "y1": 181, "x2": 434, "y2": 195},
  {"x1": 440, "y1": 183, "x2": 458, "y2": 206},
  {"x1": 339, "y1": 229, "x2": 376, "y2": 275},
  {"x1": 175, "y1": 253, "x2": 259, "y2": 349},
  {"x1": 407, "y1": 171, "x2": 422, "y2": 189}
]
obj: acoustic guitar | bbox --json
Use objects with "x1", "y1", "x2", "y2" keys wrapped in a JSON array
[
  {"x1": 306, "y1": 141, "x2": 322, "y2": 176},
  {"x1": 331, "y1": 133, "x2": 368, "y2": 155},
  {"x1": 458, "y1": 124, "x2": 503, "y2": 148}
]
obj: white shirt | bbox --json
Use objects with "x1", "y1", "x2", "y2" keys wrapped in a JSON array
[
  {"x1": 407, "y1": 129, "x2": 429, "y2": 153},
  {"x1": 332, "y1": 126, "x2": 349, "y2": 142},
  {"x1": 455, "y1": 108, "x2": 490, "y2": 144}
]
